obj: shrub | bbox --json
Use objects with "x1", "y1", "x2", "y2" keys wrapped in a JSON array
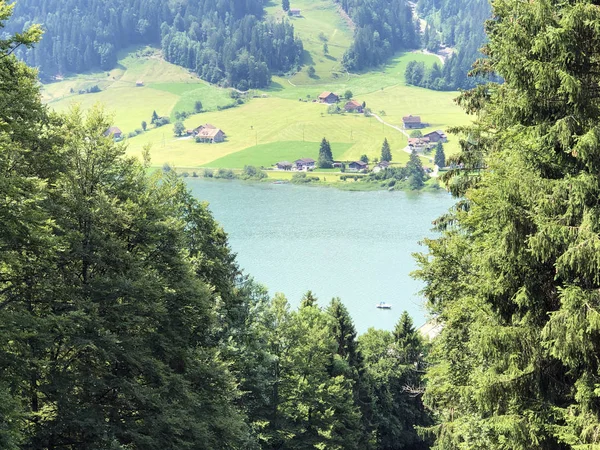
[{"x1": 203, "y1": 168, "x2": 214, "y2": 178}]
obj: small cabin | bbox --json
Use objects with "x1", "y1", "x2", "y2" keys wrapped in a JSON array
[
  {"x1": 196, "y1": 128, "x2": 225, "y2": 143},
  {"x1": 318, "y1": 91, "x2": 339, "y2": 104},
  {"x1": 104, "y1": 126, "x2": 122, "y2": 139},
  {"x1": 136, "y1": 80, "x2": 144, "y2": 87},
  {"x1": 424, "y1": 130, "x2": 448, "y2": 143},
  {"x1": 402, "y1": 115, "x2": 426, "y2": 129},
  {"x1": 294, "y1": 158, "x2": 316, "y2": 170},
  {"x1": 290, "y1": 8, "x2": 301, "y2": 16},
  {"x1": 344, "y1": 100, "x2": 363, "y2": 113},
  {"x1": 348, "y1": 161, "x2": 368, "y2": 172}
]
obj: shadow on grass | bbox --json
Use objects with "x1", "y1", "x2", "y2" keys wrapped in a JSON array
[
  {"x1": 324, "y1": 55, "x2": 337, "y2": 61},
  {"x1": 301, "y1": 50, "x2": 315, "y2": 66}
]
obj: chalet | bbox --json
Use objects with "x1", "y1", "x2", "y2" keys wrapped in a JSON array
[
  {"x1": 332, "y1": 162, "x2": 343, "y2": 168},
  {"x1": 193, "y1": 123, "x2": 217, "y2": 134},
  {"x1": 402, "y1": 115, "x2": 426, "y2": 129},
  {"x1": 275, "y1": 161, "x2": 293, "y2": 170},
  {"x1": 196, "y1": 128, "x2": 225, "y2": 143},
  {"x1": 408, "y1": 137, "x2": 431, "y2": 150},
  {"x1": 290, "y1": 8, "x2": 301, "y2": 16},
  {"x1": 318, "y1": 91, "x2": 339, "y2": 104},
  {"x1": 136, "y1": 80, "x2": 144, "y2": 87},
  {"x1": 372, "y1": 161, "x2": 390, "y2": 173},
  {"x1": 294, "y1": 158, "x2": 316, "y2": 170},
  {"x1": 344, "y1": 100, "x2": 363, "y2": 113},
  {"x1": 104, "y1": 126, "x2": 122, "y2": 139},
  {"x1": 424, "y1": 130, "x2": 448, "y2": 143},
  {"x1": 348, "y1": 160, "x2": 368, "y2": 172}
]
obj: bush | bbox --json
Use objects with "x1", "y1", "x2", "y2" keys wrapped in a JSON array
[
  {"x1": 215, "y1": 168, "x2": 236, "y2": 179},
  {"x1": 241, "y1": 165, "x2": 267, "y2": 180},
  {"x1": 291, "y1": 173, "x2": 320, "y2": 184},
  {"x1": 192, "y1": 171, "x2": 198, "y2": 177},
  {"x1": 203, "y1": 168, "x2": 214, "y2": 178}
]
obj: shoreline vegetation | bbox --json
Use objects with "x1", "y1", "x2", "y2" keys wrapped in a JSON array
[{"x1": 167, "y1": 165, "x2": 444, "y2": 193}]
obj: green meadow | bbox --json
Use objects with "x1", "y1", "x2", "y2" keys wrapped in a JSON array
[{"x1": 41, "y1": 7, "x2": 471, "y2": 172}]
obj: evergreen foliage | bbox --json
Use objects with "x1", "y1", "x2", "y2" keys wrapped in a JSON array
[
  {"x1": 433, "y1": 142, "x2": 445, "y2": 168},
  {"x1": 7, "y1": 0, "x2": 303, "y2": 88},
  {"x1": 415, "y1": 0, "x2": 600, "y2": 446},
  {"x1": 336, "y1": 0, "x2": 420, "y2": 71},
  {"x1": 318, "y1": 137, "x2": 334, "y2": 168},
  {"x1": 381, "y1": 138, "x2": 392, "y2": 162}
]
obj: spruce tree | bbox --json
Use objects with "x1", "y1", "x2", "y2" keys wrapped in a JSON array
[
  {"x1": 415, "y1": 0, "x2": 600, "y2": 446},
  {"x1": 282, "y1": 0, "x2": 290, "y2": 12},
  {"x1": 318, "y1": 138, "x2": 333, "y2": 168},
  {"x1": 433, "y1": 141, "x2": 445, "y2": 168},
  {"x1": 405, "y1": 149, "x2": 426, "y2": 189},
  {"x1": 381, "y1": 138, "x2": 392, "y2": 162},
  {"x1": 151, "y1": 110, "x2": 159, "y2": 124}
]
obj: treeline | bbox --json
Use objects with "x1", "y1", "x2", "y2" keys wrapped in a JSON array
[
  {"x1": 407, "y1": 0, "x2": 491, "y2": 90},
  {"x1": 0, "y1": 8, "x2": 430, "y2": 448},
  {"x1": 334, "y1": 0, "x2": 420, "y2": 70},
  {"x1": 162, "y1": 11, "x2": 302, "y2": 90},
  {"x1": 7, "y1": 0, "x2": 302, "y2": 88}
]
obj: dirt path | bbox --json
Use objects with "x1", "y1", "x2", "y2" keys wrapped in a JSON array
[{"x1": 371, "y1": 113, "x2": 409, "y2": 138}]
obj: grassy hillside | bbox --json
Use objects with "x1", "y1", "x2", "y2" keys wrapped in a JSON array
[{"x1": 42, "y1": 6, "x2": 471, "y2": 172}]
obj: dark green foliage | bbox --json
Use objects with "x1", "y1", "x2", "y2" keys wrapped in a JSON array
[
  {"x1": 414, "y1": 0, "x2": 600, "y2": 446},
  {"x1": 240, "y1": 165, "x2": 267, "y2": 180},
  {"x1": 380, "y1": 138, "x2": 392, "y2": 162},
  {"x1": 339, "y1": 0, "x2": 419, "y2": 71},
  {"x1": 8, "y1": 0, "x2": 302, "y2": 89},
  {"x1": 318, "y1": 137, "x2": 333, "y2": 168},
  {"x1": 282, "y1": 0, "x2": 290, "y2": 11},
  {"x1": 360, "y1": 154, "x2": 369, "y2": 163},
  {"x1": 151, "y1": 110, "x2": 159, "y2": 124},
  {"x1": 344, "y1": 90, "x2": 353, "y2": 100},
  {"x1": 406, "y1": 149, "x2": 426, "y2": 189},
  {"x1": 141, "y1": 120, "x2": 147, "y2": 131},
  {"x1": 409, "y1": 130, "x2": 423, "y2": 138},
  {"x1": 194, "y1": 100, "x2": 203, "y2": 112},
  {"x1": 173, "y1": 120, "x2": 185, "y2": 136},
  {"x1": 433, "y1": 142, "x2": 445, "y2": 168},
  {"x1": 307, "y1": 65, "x2": 316, "y2": 77}
]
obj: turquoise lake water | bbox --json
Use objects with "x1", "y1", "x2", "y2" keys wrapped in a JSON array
[{"x1": 186, "y1": 179, "x2": 456, "y2": 333}]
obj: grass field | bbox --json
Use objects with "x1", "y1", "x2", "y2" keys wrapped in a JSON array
[{"x1": 41, "y1": 10, "x2": 471, "y2": 171}]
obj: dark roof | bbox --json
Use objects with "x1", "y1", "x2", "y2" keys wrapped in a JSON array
[
  {"x1": 402, "y1": 115, "x2": 422, "y2": 123},
  {"x1": 425, "y1": 130, "x2": 447, "y2": 138},
  {"x1": 350, "y1": 160, "x2": 367, "y2": 167},
  {"x1": 344, "y1": 100, "x2": 362, "y2": 108},
  {"x1": 378, "y1": 160, "x2": 390, "y2": 167},
  {"x1": 318, "y1": 91, "x2": 338, "y2": 99},
  {"x1": 276, "y1": 161, "x2": 292, "y2": 166},
  {"x1": 295, "y1": 158, "x2": 315, "y2": 164},
  {"x1": 104, "y1": 126, "x2": 122, "y2": 136}
]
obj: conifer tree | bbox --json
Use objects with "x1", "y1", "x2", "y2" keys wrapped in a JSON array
[
  {"x1": 405, "y1": 149, "x2": 426, "y2": 189},
  {"x1": 282, "y1": 0, "x2": 290, "y2": 12},
  {"x1": 318, "y1": 138, "x2": 333, "y2": 168},
  {"x1": 433, "y1": 141, "x2": 445, "y2": 168},
  {"x1": 381, "y1": 138, "x2": 392, "y2": 162},
  {"x1": 151, "y1": 110, "x2": 159, "y2": 124},
  {"x1": 415, "y1": 0, "x2": 600, "y2": 446}
]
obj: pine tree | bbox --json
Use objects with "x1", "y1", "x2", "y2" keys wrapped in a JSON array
[
  {"x1": 300, "y1": 290, "x2": 318, "y2": 308},
  {"x1": 151, "y1": 110, "x2": 159, "y2": 124},
  {"x1": 433, "y1": 142, "x2": 445, "y2": 168},
  {"x1": 381, "y1": 138, "x2": 392, "y2": 162},
  {"x1": 318, "y1": 138, "x2": 333, "y2": 168},
  {"x1": 405, "y1": 149, "x2": 426, "y2": 189},
  {"x1": 282, "y1": 0, "x2": 290, "y2": 12},
  {"x1": 414, "y1": 0, "x2": 600, "y2": 446}
]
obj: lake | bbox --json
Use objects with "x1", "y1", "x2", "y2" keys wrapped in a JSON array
[{"x1": 186, "y1": 178, "x2": 455, "y2": 333}]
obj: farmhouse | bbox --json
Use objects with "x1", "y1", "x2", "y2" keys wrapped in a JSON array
[
  {"x1": 408, "y1": 137, "x2": 431, "y2": 150},
  {"x1": 344, "y1": 100, "x2": 363, "y2": 113},
  {"x1": 290, "y1": 8, "x2": 301, "y2": 16},
  {"x1": 424, "y1": 130, "x2": 448, "y2": 143},
  {"x1": 196, "y1": 127, "x2": 225, "y2": 143},
  {"x1": 136, "y1": 80, "x2": 144, "y2": 87},
  {"x1": 294, "y1": 158, "x2": 316, "y2": 170},
  {"x1": 348, "y1": 160, "x2": 368, "y2": 172},
  {"x1": 373, "y1": 161, "x2": 390, "y2": 173},
  {"x1": 193, "y1": 123, "x2": 217, "y2": 134},
  {"x1": 318, "y1": 91, "x2": 339, "y2": 104},
  {"x1": 104, "y1": 126, "x2": 122, "y2": 139},
  {"x1": 275, "y1": 161, "x2": 293, "y2": 170},
  {"x1": 402, "y1": 115, "x2": 426, "y2": 129}
]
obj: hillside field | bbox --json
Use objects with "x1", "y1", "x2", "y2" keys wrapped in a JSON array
[{"x1": 41, "y1": 4, "x2": 471, "y2": 173}]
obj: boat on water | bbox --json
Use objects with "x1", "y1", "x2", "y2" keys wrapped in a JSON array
[
  {"x1": 376, "y1": 302, "x2": 392, "y2": 309},
  {"x1": 271, "y1": 180, "x2": 289, "y2": 185}
]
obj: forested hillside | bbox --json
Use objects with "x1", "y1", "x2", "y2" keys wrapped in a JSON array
[
  {"x1": 7, "y1": 0, "x2": 302, "y2": 89},
  {"x1": 0, "y1": 3, "x2": 432, "y2": 448},
  {"x1": 335, "y1": 0, "x2": 420, "y2": 70},
  {"x1": 408, "y1": 0, "x2": 491, "y2": 90}
]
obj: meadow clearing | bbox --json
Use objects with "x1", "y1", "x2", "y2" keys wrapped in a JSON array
[{"x1": 41, "y1": 4, "x2": 471, "y2": 174}]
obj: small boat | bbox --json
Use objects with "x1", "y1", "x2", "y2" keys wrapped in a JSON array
[
  {"x1": 271, "y1": 180, "x2": 289, "y2": 185},
  {"x1": 376, "y1": 302, "x2": 392, "y2": 309}
]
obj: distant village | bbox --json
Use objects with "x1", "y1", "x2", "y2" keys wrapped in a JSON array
[{"x1": 103, "y1": 90, "x2": 447, "y2": 174}]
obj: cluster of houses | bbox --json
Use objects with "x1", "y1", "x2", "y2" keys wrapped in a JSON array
[
  {"x1": 189, "y1": 123, "x2": 226, "y2": 143},
  {"x1": 274, "y1": 158, "x2": 387, "y2": 173},
  {"x1": 317, "y1": 91, "x2": 365, "y2": 113},
  {"x1": 407, "y1": 130, "x2": 447, "y2": 151}
]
